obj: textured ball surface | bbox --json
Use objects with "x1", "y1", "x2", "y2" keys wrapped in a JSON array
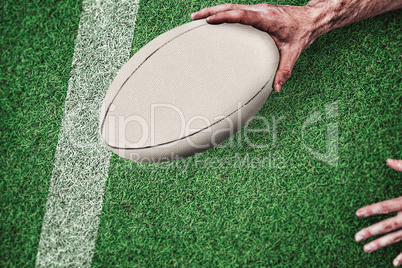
[{"x1": 100, "y1": 19, "x2": 279, "y2": 162}]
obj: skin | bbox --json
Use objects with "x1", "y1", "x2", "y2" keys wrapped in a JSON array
[
  {"x1": 192, "y1": 1, "x2": 402, "y2": 264},
  {"x1": 355, "y1": 159, "x2": 402, "y2": 267},
  {"x1": 191, "y1": 0, "x2": 402, "y2": 92}
]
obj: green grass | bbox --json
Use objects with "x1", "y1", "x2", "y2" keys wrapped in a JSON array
[
  {"x1": 1, "y1": 0, "x2": 402, "y2": 267},
  {"x1": 0, "y1": 0, "x2": 83, "y2": 266}
]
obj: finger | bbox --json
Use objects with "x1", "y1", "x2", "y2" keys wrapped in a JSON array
[
  {"x1": 361, "y1": 229, "x2": 402, "y2": 253},
  {"x1": 191, "y1": 4, "x2": 261, "y2": 20},
  {"x1": 394, "y1": 252, "x2": 402, "y2": 267},
  {"x1": 355, "y1": 213, "x2": 402, "y2": 241},
  {"x1": 388, "y1": 159, "x2": 402, "y2": 172},
  {"x1": 273, "y1": 47, "x2": 300, "y2": 92},
  {"x1": 356, "y1": 196, "x2": 402, "y2": 217},
  {"x1": 204, "y1": 9, "x2": 263, "y2": 25}
]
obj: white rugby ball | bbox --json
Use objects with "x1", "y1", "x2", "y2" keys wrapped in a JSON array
[{"x1": 100, "y1": 19, "x2": 279, "y2": 162}]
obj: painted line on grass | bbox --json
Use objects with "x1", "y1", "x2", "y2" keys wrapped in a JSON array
[{"x1": 35, "y1": 0, "x2": 139, "y2": 266}]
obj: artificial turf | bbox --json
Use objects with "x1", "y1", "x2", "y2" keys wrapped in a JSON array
[{"x1": 1, "y1": 0, "x2": 401, "y2": 267}]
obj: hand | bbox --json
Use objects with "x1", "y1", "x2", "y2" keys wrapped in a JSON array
[
  {"x1": 191, "y1": 1, "x2": 402, "y2": 93},
  {"x1": 191, "y1": 3, "x2": 318, "y2": 92},
  {"x1": 355, "y1": 159, "x2": 402, "y2": 266}
]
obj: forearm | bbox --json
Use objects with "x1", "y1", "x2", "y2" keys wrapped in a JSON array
[{"x1": 306, "y1": 0, "x2": 402, "y2": 38}]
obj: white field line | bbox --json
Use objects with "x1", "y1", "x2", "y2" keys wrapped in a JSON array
[{"x1": 36, "y1": 0, "x2": 139, "y2": 266}]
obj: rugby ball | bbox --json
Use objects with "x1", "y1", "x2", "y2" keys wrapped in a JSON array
[{"x1": 99, "y1": 19, "x2": 279, "y2": 162}]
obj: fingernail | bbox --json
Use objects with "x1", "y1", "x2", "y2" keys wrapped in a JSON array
[
  {"x1": 190, "y1": 13, "x2": 195, "y2": 19},
  {"x1": 275, "y1": 83, "x2": 282, "y2": 92},
  {"x1": 356, "y1": 209, "x2": 365, "y2": 217},
  {"x1": 355, "y1": 234, "x2": 363, "y2": 242},
  {"x1": 206, "y1": 15, "x2": 215, "y2": 22},
  {"x1": 394, "y1": 258, "x2": 401, "y2": 266},
  {"x1": 364, "y1": 244, "x2": 374, "y2": 253}
]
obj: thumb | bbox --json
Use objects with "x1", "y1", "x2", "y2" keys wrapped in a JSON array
[{"x1": 273, "y1": 47, "x2": 300, "y2": 92}]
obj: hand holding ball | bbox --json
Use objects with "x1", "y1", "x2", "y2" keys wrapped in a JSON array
[{"x1": 99, "y1": 19, "x2": 279, "y2": 162}]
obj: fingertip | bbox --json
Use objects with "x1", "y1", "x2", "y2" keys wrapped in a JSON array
[
  {"x1": 394, "y1": 255, "x2": 402, "y2": 267},
  {"x1": 274, "y1": 82, "x2": 283, "y2": 92},
  {"x1": 206, "y1": 15, "x2": 216, "y2": 23},
  {"x1": 355, "y1": 233, "x2": 363, "y2": 242},
  {"x1": 356, "y1": 209, "x2": 366, "y2": 217},
  {"x1": 387, "y1": 158, "x2": 402, "y2": 172},
  {"x1": 363, "y1": 244, "x2": 374, "y2": 253},
  {"x1": 387, "y1": 158, "x2": 397, "y2": 167},
  {"x1": 191, "y1": 12, "x2": 201, "y2": 20}
]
